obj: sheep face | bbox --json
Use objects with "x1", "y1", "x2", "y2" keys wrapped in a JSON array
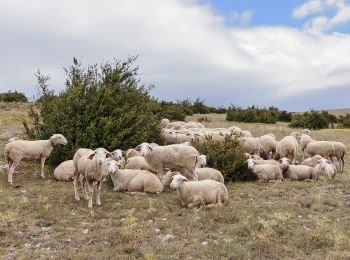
[
  {"x1": 317, "y1": 158, "x2": 331, "y2": 171},
  {"x1": 279, "y1": 157, "x2": 291, "y2": 170},
  {"x1": 112, "y1": 149, "x2": 123, "y2": 162},
  {"x1": 246, "y1": 159, "x2": 256, "y2": 170},
  {"x1": 107, "y1": 160, "x2": 118, "y2": 175},
  {"x1": 88, "y1": 148, "x2": 112, "y2": 165},
  {"x1": 197, "y1": 155, "x2": 207, "y2": 167},
  {"x1": 170, "y1": 174, "x2": 188, "y2": 189},
  {"x1": 50, "y1": 134, "x2": 68, "y2": 145},
  {"x1": 138, "y1": 143, "x2": 153, "y2": 156}
]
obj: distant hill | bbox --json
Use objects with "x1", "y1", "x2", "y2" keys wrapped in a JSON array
[{"x1": 325, "y1": 108, "x2": 350, "y2": 117}]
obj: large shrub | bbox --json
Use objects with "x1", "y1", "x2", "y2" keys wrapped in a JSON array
[
  {"x1": 226, "y1": 105, "x2": 285, "y2": 124},
  {"x1": 0, "y1": 91, "x2": 28, "y2": 102},
  {"x1": 24, "y1": 57, "x2": 161, "y2": 165},
  {"x1": 289, "y1": 110, "x2": 336, "y2": 129},
  {"x1": 193, "y1": 136, "x2": 255, "y2": 182}
]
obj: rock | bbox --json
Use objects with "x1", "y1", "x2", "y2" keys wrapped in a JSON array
[
  {"x1": 161, "y1": 234, "x2": 175, "y2": 243},
  {"x1": 154, "y1": 228, "x2": 161, "y2": 234},
  {"x1": 120, "y1": 218, "x2": 126, "y2": 223},
  {"x1": 298, "y1": 215, "x2": 303, "y2": 219},
  {"x1": 24, "y1": 243, "x2": 32, "y2": 248},
  {"x1": 201, "y1": 241, "x2": 209, "y2": 246},
  {"x1": 82, "y1": 229, "x2": 89, "y2": 234},
  {"x1": 41, "y1": 227, "x2": 51, "y2": 232},
  {"x1": 148, "y1": 220, "x2": 154, "y2": 224}
]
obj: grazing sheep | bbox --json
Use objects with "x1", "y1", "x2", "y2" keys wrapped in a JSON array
[
  {"x1": 299, "y1": 134, "x2": 315, "y2": 158},
  {"x1": 137, "y1": 143, "x2": 200, "y2": 181},
  {"x1": 258, "y1": 134, "x2": 278, "y2": 159},
  {"x1": 241, "y1": 137, "x2": 267, "y2": 159},
  {"x1": 108, "y1": 160, "x2": 163, "y2": 194},
  {"x1": 330, "y1": 141, "x2": 346, "y2": 172},
  {"x1": 313, "y1": 158, "x2": 337, "y2": 180},
  {"x1": 274, "y1": 136, "x2": 298, "y2": 164},
  {"x1": 124, "y1": 156, "x2": 154, "y2": 172},
  {"x1": 125, "y1": 148, "x2": 141, "y2": 159},
  {"x1": 279, "y1": 157, "x2": 314, "y2": 181},
  {"x1": 170, "y1": 175, "x2": 228, "y2": 208},
  {"x1": 76, "y1": 148, "x2": 113, "y2": 208},
  {"x1": 4, "y1": 134, "x2": 68, "y2": 184},
  {"x1": 244, "y1": 153, "x2": 263, "y2": 160},
  {"x1": 300, "y1": 155, "x2": 323, "y2": 167},
  {"x1": 246, "y1": 159, "x2": 283, "y2": 182},
  {"x1": 304, "y1": 141, "x2": 336, "y2": 163}
]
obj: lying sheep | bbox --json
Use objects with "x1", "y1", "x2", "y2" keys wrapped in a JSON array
[
  {"x1": 137, "y1": 143, "x2": 200, "y2": 181},
  {"x1": 279, "y1": 157, "x2": 314, "y2": 181},
  {"x1": 300, "y1": 155, "x2": 323, "y2": 167},
  {"x1": 313, "y1": 158, "x2": 337, "y2": 180},
  {"x1": 330, "y1": 141, "x2": 346, "y2": 172},
  {"x1": 176, "y1": 132, "x2": 196, "y2": 144},
  {"x1": 246, "y1": 159, "x2": 283, "y2": 182},
  {"x1": 170, "y1": 174, "x2": 228, "y2": 208},
  {"x1": 160, "y1": 118, "x2": 170, "y2": 128},
  {"x1": 4, "y1": 134, "x2": 68, "y2": 184},
  {"x1": 196, "y1": 154, "x2": 207, "y2": 168},
  {"x1": 54, "y1": 160, "x2": 75, "y2": 181},
  {"x1": 258, "y1": 134, "x2": 278, "y2": 159},
  {"x1": 124, "y1": 156, "x2": 154, "y2": 172},
  {"x1": 125, "y1": 148, "x2": 141, "y2": 159},
  {"x1": 76, "y1": 148, "x2": 113, "y2": 208},
  {"x1": 111, "y1": 149, "x2": 125, "y2": 165},
  {"x1": 304, "y1": 141, "x2": 336, "y2": 163},
  {"x1": 274, "y1": 135, "x2": 298, "y2": 164},
  {"x1": 108, "y1": 160, "x2": 163, "y2": 194}
]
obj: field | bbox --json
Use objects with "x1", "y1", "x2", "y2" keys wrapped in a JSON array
[{"x1": 0, "y1": 106, "x2": 350, "y2": 259}]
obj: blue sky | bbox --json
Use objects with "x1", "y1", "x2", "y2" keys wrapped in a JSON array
[{"x1": 0, "y1": 0, "x2": 350, "y2": 111}]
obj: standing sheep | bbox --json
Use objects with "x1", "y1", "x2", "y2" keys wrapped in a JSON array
[
  {"x1": 274, "y1": 135, "x2": 298, "y2": 164},
  {"x1": 258, "y1": 134, "x2": 278, "y2": 159},
  {"x1": 137, "y1": 143, "x2": 200, "y2": 181},
  {"x1": 304, "y1": 141, "x2": 336, "y2": 163},
  {"x1": 241, "y1": 137, "x2": 267, "y2": 159},
  {"x1": 108, "y1": 160, "x2": 163, "y2": 194},
  {"x1": 299, "y1": 134, "x2": 315, "y2": 159},
  {"x1": 330, "y1": 141, "x2": 346, "y2": 172},
  {"x1": 170, "y1": 175, "x2": 228, "y2": 208},
  {"x1": 4, "y1": 134, "x2": 68, "y2": 184},
  {"x1": 125, "y1": 148, "x2": 141, "y2": 159}
]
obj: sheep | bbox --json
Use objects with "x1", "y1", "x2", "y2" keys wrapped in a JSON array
[
  {"x1": 111, "y1": 149, "x2": 125, "y2": 165},
  {"x1": 330, "y1": 141, "x2": 346, "y2": 172},
  {"x1": 228, "y1": 126, "x2": 242, "y2": 135},
  {"x1": 252, "y1": 159, "x2": 283, "y2": 169},
  {"x1": 274, "y1": 135, "x2": 298, "y2": 164},
  {"x1": 160, "y1": 129, "x2": 177, "y2": 145},
  {"x1": 124, "y1": 156, "x2": 154, "y2": 172},
  {"x1": 160, "y1": 118, "x2": 170, "y2": 128},
  {"x1": 304, "y1": 141, "x2": 336, "y2": 163},
  {"x1": 302, "y1": 129, "x2": 311, "y2": 135},
  {"x1": 278, "y1": 157, "x2": 314, "y2": 181},
  {"x1": 241, "y1": 137, "x2": 267, "y2": 159},
  {"x1": 299, "y1": 155, "x2": 324, "y2": 167},
  {"x1": 196, "y1": 154, "x2": 207, "y2": 168},
  {"x1": 290, "y1": 131, "x2": 301, "y2": 142},
  {"x1": 170, "y1": 174, "x2": 228, "y2": 208},
  {"x1": 313, "y1": 158, "x2": 337, "y2": 180},
  {"x1": 242, "y1": 130, "x2": 253, "y2": 137},
  {"x1": 176, "y1": 132, "x2": 196, "y2": 144},
  {"x1": 125, "y1": 148, "x2": 141, "y2": 159},
  {"x1": 76, "y1": 148, "x2": 113, "y2": 208},
  {"x1": 137, "y1": 143, "x2": 200, "y2": 181},
  {"x1": 54, "y1": 160, "x2": 75, "y2": 181},
  {"x1": 258, "y1": 134, "x2": 278, "y2": 159},
  {"x1": 4, "y1": 134, "x2": 68, "y2": 184},
  {"x1": 246, "y1": 159, "x2": 283, "y2": 182},
  {"x1": 108, "y1": 160, "x2": 163, "y2": 194},
  {"x1": 299, "y1": 134, "x2": 315, "y2": 158}
]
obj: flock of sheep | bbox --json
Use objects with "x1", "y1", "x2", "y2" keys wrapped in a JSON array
[{"x1": 2, "y1": 118, "x2": 347, "y2": 209}]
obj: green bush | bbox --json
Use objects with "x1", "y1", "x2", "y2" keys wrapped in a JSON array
[
  {"x1": 0, "y1": 91, "x2": 28, "y2": 102},
  {"x1": 193, "y1": 136, "x2": 255, "y2": 182},
  {"x1": 289, "y1": 110, "x2": 335, "y2": 130},
  {"x1": 338, "y1": 114, "x2": 350, "y2": 128},
  {"x1": 23, "y1": 57, "x2": 161, "y2": 165},
  {"x1": 226, "y1": 105, "x2": 285, "y2": 124}
]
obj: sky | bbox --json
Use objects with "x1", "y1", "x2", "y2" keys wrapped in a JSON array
[{"x1": 1, "y1": 0, "x2": 350, "y2": 111}]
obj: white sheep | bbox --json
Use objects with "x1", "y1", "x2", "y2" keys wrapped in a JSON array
[
  {"x1": 137, "y1": 143, "x2": 200, "y2": 181},
  {"x1": 4, "y1": 134, "x2": 68, "y2": 184},
  {"x1": 125, "y1": 148, "x2": 141, "y2": 159},
  {"x1": 299, "y1": 134, "x2": 315, "y2": 158},
  {"x1": 54, "y1": 160, "x2": 75, "y2": 181},
  {"x1": 241, "y1": 137, "x2": 267, "y2": 159},
  {"x1": 170, "y1": 174, "x2": 228, "y2": 208},
  {"x1": 176, "y1": 132, "x2": 196, "y2": 144},
  {"x1": 304, "y1": 141, "x2": 336, "y2": 163},
  {"x1": 196, "y1": 154, "x2": 207, "y2": 168},
  {"x1": 242, "y1": 130, "x2": 253, "y2": 137},
  {"x1": 124, "y1": 156, "x2": 154, "y2": 172},
  {"x1": 279, "y1": 157, "x2": 314, "y2": 181},
  {"x1": 299, "y1": 155, "x2": 324, "y2": 167},
  {"x1": 111, "y1": 149, "x2": 125, "y2": 165},
  {"x1": 258, "y1": 134, "x2": 278, "y2": 159},
  {"x1": 274, "y1": 135, "x2": 298, "y2": 164},
  {"x1": 302, "y1": 129, "x2": 311, "y2": 135},
  {"x1": 246, "y1": 159, "x2": 283, "y2": 182},
  {"x1": 160, "y1": 118, "x2": 170, "y2": 128},
  {"x1": 76, "y1": 148, "x2": 113, "y2": 208},
  {"x1": 290, "y1": 131, "x2": 301, "y2": 142},
  {"x1": 313, "y1": 158, "x2": 337, "y2": 180},
  {"x1": 160, "y1": 129, "x2": 177, "y2": 145},
  {"x1": 108, "y1": 160, "x2": 163, "y2": 194},
  {"x1": 330, "y1": 141, "x2": 346, "y2": 172},
  {"x1": 227, "y1": 126, "x2": 242, "y2": 135}
]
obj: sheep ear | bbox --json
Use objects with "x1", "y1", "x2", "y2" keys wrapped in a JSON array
[
  {"x1": 106, "y1": 151, "x2": 114, "y2": 158},
  {"x1": 135, "y1": 145, "x2": 141, "y2": 151},
  {"x1": 87, "y1": 152, "x2": 95, "y2": 160}
]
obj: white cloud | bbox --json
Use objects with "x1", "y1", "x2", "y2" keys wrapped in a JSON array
[
  {"x1": 292, "y1": 0, "x2": 323, "y2": 18},
  {"x1": 229, "y1": 10, "x2": 253, "y2": 27},
  {"x1": 0, "y1": 0, "x2": 350, "y2": 110}
]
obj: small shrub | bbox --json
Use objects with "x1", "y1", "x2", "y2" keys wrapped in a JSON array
[
  {"x1": 289, "y1": 110, "x2": 336, "y2": 130},
  {"x1": 0, "y1": 91, "x2": 28, "y2": 102},
  {"x1": 193, "y1": 136, "x2": 255, "y2": 182}
]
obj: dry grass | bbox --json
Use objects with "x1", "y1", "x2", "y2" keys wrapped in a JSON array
[{"x1": 0, "y1": 108, "x2": 350, "y2": 259}]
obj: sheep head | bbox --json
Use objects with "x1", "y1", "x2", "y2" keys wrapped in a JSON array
[
  {"x1": 170, "y1": 174, "x2": 188, "y2": 189},
  {"x1": 246, "y1": 159, "x2": 256, "y2": 169},
  {"x1": 88, "y1": 148, "x2": 113, "y2": 164},
  {"x1": 136, "y1": 143, "x2": 153, "y2": 156},
  {"x1": 197, "y1": 154, "x2": 207, "y2": 167},
  {"x1": 50, "y1": 134, "x2": 68, "y2": 145},
  {"x1": 279, "y1": 157, "x2": 291, "y2": 170},
  {"x1": 316, "y1": 158, "x2": 331, "y2": 170},
  {"x1": 111, "y1": 149, "x2": 124, "y2": 162}
]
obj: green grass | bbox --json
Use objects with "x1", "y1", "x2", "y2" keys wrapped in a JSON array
[{"x1": 0, "y1": 106, "x2": 350, "y2": 259}]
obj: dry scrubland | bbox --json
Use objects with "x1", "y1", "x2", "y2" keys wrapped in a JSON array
[{"x1": 0, "y1": 107, "x2": 349, "y2": 259}]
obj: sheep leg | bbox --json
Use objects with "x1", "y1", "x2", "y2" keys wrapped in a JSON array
[
  {"x1": 96, "y1": 182, "x2": 101, "y2": 206},
  {"x1": 73, "y1": 172, "x2": 80, "y2": 201},
  {"x1": 82, "y1": 177, "x2": 89, "y2": 200},
  {"x1": 187, "y1": 197, "x2": 203, "y2": 208},
  {"x1": 7, "y1": 160, "x2": 19, "y2": 185},
  {"x1": 86, "y1": 180, "x2": 94, "y2": 209},
  {"x1": 40, "y1": 157, "x2": 46, "y2": 179}
]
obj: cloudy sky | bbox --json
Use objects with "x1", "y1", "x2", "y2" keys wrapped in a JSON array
[{"x1": 1, "y1": 0, "x2": 350, "y2": 111}]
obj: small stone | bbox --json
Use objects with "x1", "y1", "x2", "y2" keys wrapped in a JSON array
[
  {"x1": 71, "y1": 212, "x2": 76, "y2": 216},
  {"x1": 41, "y1": 227, "x2": 51, "y2": 232},
  {"x1": 298, "y1": 215, "x2": 303, "y2": 219},
  {"x1": 201, "y1": 241, "x2": 209, "y2": 246},
  {"x1": 24, "y1": 243, "x2": 32, "y2": 248},
  {"x1": 162, "y1": 218, "x2": 167, "y2": 221},
  {"x1": 148, "y1": 220, "x2": 154, "y2": 224},
  {"x1": 20, "y1": 190, "x2": 27, "y2": 193},
  {"x1": 161, "y1": 234, "x2": 175, "y2": 243},
  {"x1": 65, "y1": 239, "x2": 72, "y2": 243},
  {"x1": 120, "y1": 218, "x2": 126, "y2": 223},
  {"x1": 82, "y1": 229, "x2": 89, "y2": 234},
  {"x1": 35, "y1": 243, "x2": 42, "y2": 248},
  {"x1": 154, "y1": 228, "x2": 161, "y2": 234}
]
